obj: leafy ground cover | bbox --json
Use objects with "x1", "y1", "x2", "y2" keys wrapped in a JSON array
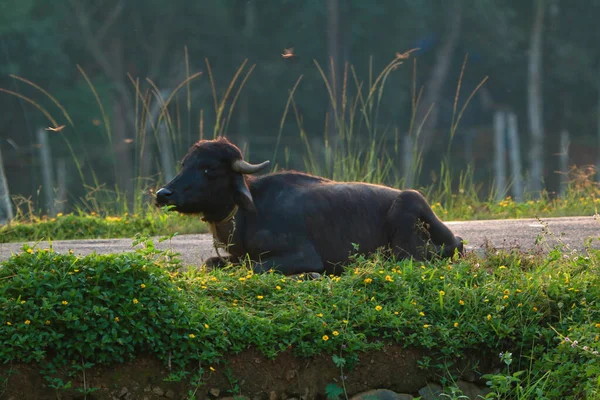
[
  {"x1": 1, "y1": 184, "x2": 598, "y2": 244},
  {"x1": 0, "y1": 210, "x2": 207, "y2": 244},
  {"x1": 0, "y1": 234, "x2": 599, "y2": 399}
]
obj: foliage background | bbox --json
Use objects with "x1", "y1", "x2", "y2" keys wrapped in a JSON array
[{"x1": 1, "y1": 0, "x2": 600, "y2": 214}]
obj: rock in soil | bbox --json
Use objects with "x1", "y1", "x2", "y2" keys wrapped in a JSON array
[
  {"x1": 457, "y1": 380, "x2": 492, "y2": 399},
  {"x1": 418, "y1": 383, "x2": 443, "y2": 400},
  {"x1": 350, "y1": 389, "x2": 414, "y2": 400}
]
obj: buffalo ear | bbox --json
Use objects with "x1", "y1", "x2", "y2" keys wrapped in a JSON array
[{"x1": 232, "y1": 174, "x2": 256, "y2": 212}]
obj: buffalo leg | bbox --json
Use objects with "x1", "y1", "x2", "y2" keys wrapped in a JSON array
[
  {"x1": 251, "y1": 244, "x2": 325, "y2": 275},
  {"x1": 388, "y1": 190, "x2": 463, "y2": 260},
  {"x1": 203, "y1": 255, "x2": 237, "y2": 269}
]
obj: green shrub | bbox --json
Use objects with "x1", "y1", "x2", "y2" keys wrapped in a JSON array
[
  {"x1": 0, "y1": 211, "x2": 207, "y2": 243},
  {"x1": 1, "y1": 236, "x2": 599, "y2": 398}
]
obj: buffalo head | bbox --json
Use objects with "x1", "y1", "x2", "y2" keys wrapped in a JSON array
[{"x1": 155, "y1": 137, "x2": 270, "y2": 219}]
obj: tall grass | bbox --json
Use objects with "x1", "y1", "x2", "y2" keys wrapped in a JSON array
[{"x1": 1, "y1": 49, "x2": 598, "y2": 224}]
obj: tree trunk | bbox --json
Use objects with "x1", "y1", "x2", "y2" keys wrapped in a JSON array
[
  {"x1": 0, "y1": 147, "x2": 13, "y2": 224},
  {"x1": 559, "y1": 129, "x2": 570, "y2": 197},
  {"x1": 527, "y1": 0, "x2": 546, "y2": 197},
  {"x1": 112, "y1": 99, "x2": 134, "y2": 209},
  {"x1": 597, "y1": 67, "x2": 600, "y2": 180},
  {"x1": 110, "y1": 36, "x2": 135, "y2": 211},
  {"x1": 158, "y1": 121, "x2": 175, "y2": 182},
  {"x1": 327, "y1": 0, "x2": 342, "y2": 163},
  {"x1": 55, "y1": 158, "x2": 68, "y2": 214},
  {"x1": 506, "y1": 112, "x2": 524, "y2": 202},
  {"x1": 413, "y1": 0, "x2": 464, "y2": 157},
  {"x1": 37, "y1": 128, "x2": 56, "y2": 216},
  {"x1": 493, "y1": 111, "x2": 507, "y2": 201},
  {"x1": 403, "y1": 134, "x2": 415, "y2": 188},
  {"x1": 139, "y1": 89, "x2": 170, "y2": 200},
  {"x1": 236, "y1": 0, "x2": 256, "y2": 145}
]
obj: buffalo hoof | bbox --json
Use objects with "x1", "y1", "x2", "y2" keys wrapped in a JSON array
[{"x1": 203, "y1": 256, "x2": 231, "y2": 270}]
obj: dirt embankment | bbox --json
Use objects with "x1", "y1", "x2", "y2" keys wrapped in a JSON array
[{"x1": 0, "y1": 344, "x2": 496, "y2": 400}]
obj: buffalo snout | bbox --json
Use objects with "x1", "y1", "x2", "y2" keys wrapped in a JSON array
[{"x1": 155, "y1": 187, "x2": 175, "y2": 207}]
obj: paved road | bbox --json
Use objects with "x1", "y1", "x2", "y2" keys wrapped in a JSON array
[{"x1": 1, "y1": 216, "x2": 598, "y2": 267}]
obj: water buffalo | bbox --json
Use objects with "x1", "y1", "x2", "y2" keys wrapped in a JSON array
[{"x1": 155, "y1": 137, "x2": 464, "y2": 275}]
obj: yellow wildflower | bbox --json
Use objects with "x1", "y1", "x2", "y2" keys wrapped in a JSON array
[
  {"x1": 322, "y1": 335, "x2": 329, "y2": 341},
  {"x1": 364, "y1": 278, "x2": 373, "y2": 284},
  {"x1": 385, "y1": 275, "x2": 393, "y2": 282},
  {"x1": 533, "y1": 307, "x2": 538, "y2": 312},
  {"x1": 45, "y1": 320, "x2": 50, "y2": 325},
  {"x1": 210, "y1": 366, "x2": 216, "y2": 371},
  {"x1": 419, "y1": 311, "x2": 425, "y2": 317},
  {"x1": 204, "y1": 324, "x2": 210, "y2": 329},
  {"x1": 257, "y1": 295, "x2": 264, "y2": 299},
  {"x1": 26, "y1": 248, "x2": 34, "y2": 254},
  {"x1": 62, "y1": 300, "x2": 68, "y2": 305},
  {"x1": 6, "y1": 322, "x2": 11, "y2": 326},
  {"x1": 115, "y1": 317, "x2": 119, "y2": 322},
  {"x1": 133, "y1": 298, "x2": 139, "y2": 304},
  {"x1": 140, "y1": 283, "x2": 146, "y2": 288},
  {"x1": 439, "y1": 290, "x2": 445, "y2": 296},
  {"x1": 189, "y1": 334, "x2": 195, "y2": 338},
  {"x1": 24, "y1": 320, "x2": 30, "y2": 325},
  {"x1": 459, "y1": 300, "x2": 465, "y2": 305},
  {"x1": 487, "y1": 314, "x2": 492, "y2": 321},
  {"x1": 454, "y1": 322, "x2": 459, "y2": 327},
  {"x1": 276, "y1": 286, "x2": 281, "y2": 290},
  {"x1": 423, "y1": 324, "x2": 430, "y2": 328},
  {"x1": 333, "y1": 331, "x2": 339, "y2": 336},
  {"x1": 375, "y1": 305, "x2": 382, "y2": 311}
]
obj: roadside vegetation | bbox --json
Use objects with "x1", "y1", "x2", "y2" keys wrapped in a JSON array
[
  {"x1": 1, "y1": 56, "x2": 599, "y2": 244},
  {"x1": 1, "y1": 55, "x2": 600, "y2": 399},
  {"x1": 1, "y1": 183, "x2": 599, "y2": 244},
  {"x1": 0, "y1": 207, "x2": 207, "y2": 244},
  {"x1": 0, "y1": 233, "x2": 599, "y2": 399}
]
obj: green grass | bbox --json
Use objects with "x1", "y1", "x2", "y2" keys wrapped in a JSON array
[
  {"x1": 0, "y1": 182, "x2": 597, "y2": 244},
  {"x1": 1, "y1": 234, "x2": 599, "y2": 398},
  {"x1": 0, "y1": 210, "x2": 207, "y2": 244},
  {"x1": 2, "y1": 52, "x2": 599, "y2": 246}
]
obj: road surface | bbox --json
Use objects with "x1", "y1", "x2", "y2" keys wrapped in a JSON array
[{"x1": 0, "y1": 216, "x2": 598, "y2": 267}]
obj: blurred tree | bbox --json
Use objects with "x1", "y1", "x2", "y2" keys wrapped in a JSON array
[{"x1": 1, "y1": 0, "x2": 600, "y2": 213}]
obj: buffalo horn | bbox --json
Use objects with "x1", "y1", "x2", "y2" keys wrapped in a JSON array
[{"x1": 231, "y1": 159, "x2": 270, "y2": 174}]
